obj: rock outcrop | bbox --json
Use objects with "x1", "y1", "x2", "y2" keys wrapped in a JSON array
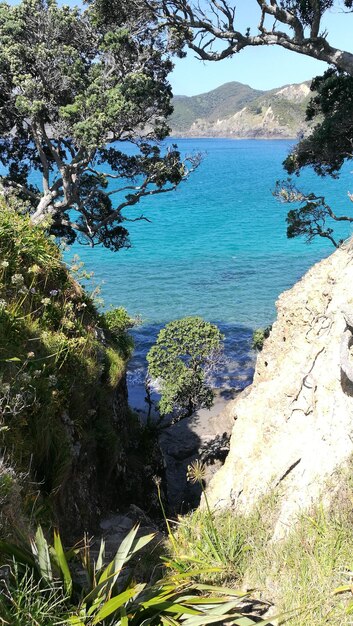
[{"x1": 207, "y1": 240, "x2": 353, "y2": 537}]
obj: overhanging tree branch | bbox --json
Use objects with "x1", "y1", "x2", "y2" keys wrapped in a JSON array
[{"x1": 157, "y1": 0, "x2": 353, "y2": 75}]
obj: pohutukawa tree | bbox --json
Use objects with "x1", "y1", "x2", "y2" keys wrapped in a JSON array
[
  {"x1": 154, "y1": 0, "x2": 353, "y2": 246},
  {"x1": 147, "y1": 317, "x2": 224, "y2": 419},
  {"x1": 156, "y1": 0, "x2": 353, "y2": 71},
  {"x1": 0, "y1": 0, "x2": 200, "y2": 250}
]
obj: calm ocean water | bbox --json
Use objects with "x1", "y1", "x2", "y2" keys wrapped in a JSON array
[{"x1": 71, "y1": 138, "x2": 352, "y2": 389}]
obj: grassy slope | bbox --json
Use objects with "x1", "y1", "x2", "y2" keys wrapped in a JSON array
[
  {"x1": 169, "y1": 462, "x2": 353, "y2": 625},
  {"x1": 0, "y1": 200, "x2": 142, "y2": 537}
]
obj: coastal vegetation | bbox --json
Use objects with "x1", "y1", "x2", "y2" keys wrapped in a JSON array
[
  {"x1": 160, "y1": 0, "x2": 353, "y2": 246},
  {"x1": 147, "y1": 317, "x2": 224, "y2": 419},
  {"x1": 170, "y1": 463, "x2": 353, "y2": 625},
  {"x1": 1, "y1": 1, "x2": 353, "y2": 626},
  {"x1": 0, "y1": 521, "x2": 264, "y2": 625},
  {"x1": 0, "y1": 0, "x2": 199, "y2": 250},
  {"x1": 0, "y1": 201, "x2": 161, "y2": 538}
]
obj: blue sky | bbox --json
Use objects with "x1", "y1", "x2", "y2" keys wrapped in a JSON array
[
  {"x1": 7, "y1": 0, "x2": 353, "y2": 96},
  {"x1": 170, "y1": 2, "x2": 353, "y2": 95}
]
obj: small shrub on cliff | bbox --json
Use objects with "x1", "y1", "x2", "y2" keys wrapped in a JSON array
[
  {"x1": 252, "y1": 325, "x2": 272, "y2": 351},
  {"x1": 147, "y1": 316, "x2": 224, "y2": 419}
]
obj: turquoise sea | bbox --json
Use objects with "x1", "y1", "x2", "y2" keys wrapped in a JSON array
[{"x1": 72, "y1": 138, "x2": 353, "y2": 389}]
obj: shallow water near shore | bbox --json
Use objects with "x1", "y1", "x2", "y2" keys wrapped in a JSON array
[{"x1": 73, "y1": 138, "x2": 353, "y2": 398}]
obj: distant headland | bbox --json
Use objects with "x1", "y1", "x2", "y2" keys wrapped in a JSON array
[{"x1": 170, "y1": 80, "x2": 313, "y2": 139}]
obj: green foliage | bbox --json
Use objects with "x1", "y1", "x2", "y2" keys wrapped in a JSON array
[
  {"x1": 277, "y1": 69, "x2": 353, "y2": 246},
  {"x1": 103, "y1": 307, "x2": 136, "y2": 358},
  {"x1": 0, "y1": 524, "x2": 264, "y2": 625},
  {"x1": 147, "y1": 317, "x2": 224, "y2": 418},
  {"x1": 0, "y1": 0, "x2": 197, "y2": 251},
  {"x1": 0, "y1": 565, "x2": 66, "y2": 626},
  {"x1": 252, "y1": 326, "x2": 272, "y2": 352},
  {"x1": 171, "y1": 470, "x2": 353, "y2": 625},
  {"x1": 279, "y1": 1, "x2": 337, "y2": 24},
  {"x1": 0, "y1": 202, "x2": 132, "y2": 528},
  {"x1": 284, "y1": 69, "x2": 353, "y2": 178},
  {"x1": 103, "y1": 307, "x2": 135, "y2": 336},
  {"x1": 171, "y1": 82, "x2": 263, "y2": 131}
]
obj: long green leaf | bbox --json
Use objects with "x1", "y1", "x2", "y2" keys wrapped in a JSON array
[
  {"x1": 120, "y1": 606, "x2": 129, "y2": 626},
  {"x1": 96, "y1": 539, "x2": 105, "y2": 572},
  {"x1": 167, "y1": 567, "x2": 223, "y2": 580},
  {"x1": 98, "y1": 525, "x2": 139, "y2": 586},
  {"x1": 32, "y1": 526, "x2": 52, "y2": 582},
  {"x1": 91, "y1": 587, "x2": 137, "y2": 624},
  {"x1": 66, "y1": 617, "x2": 86, "y2": 626},
  {"x1": 99, "y1": 526, "x2": 155, "y2": 590},
  {"x1": 53, "y1": 529, "x2": 72, "y2": 596},
  {"x1": 193, "y1": 583, "x2": 251, "y2": 597}
]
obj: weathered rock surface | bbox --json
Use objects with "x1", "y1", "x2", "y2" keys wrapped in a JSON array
[{"x1": 206, "y1": 241, "x2": 353, "y2": 537}]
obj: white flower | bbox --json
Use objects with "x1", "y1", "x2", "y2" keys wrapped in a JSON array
[
  {"x1": 11, "y1": 273, "x2": 24, "y2": 286},
  {"x1": 41, "y1": 298, "x2": 51, "y2": 306},
  {"x1": 0, "y1": 300, "x2": 7, "y2": 310},
  {"x1": 48, "y1": 375, "x2": 57, "y2": 387},
  {"x1": 1, "y1": 261, "x2": 9, "y2": 268}
]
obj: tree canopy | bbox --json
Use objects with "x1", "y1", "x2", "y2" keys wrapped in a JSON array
[
  {"x1": 274, "y1": 68, "x2": 353, "y2": 246},
  {"x1": 155, "y1": 0, "x2": 353, "y2": 247},
  {"x1": 0, "y1": 0, "x2": 199, "y2": 250},
  {"x1": 147, "y1": 316, "x2": 224, "y2": 419}
]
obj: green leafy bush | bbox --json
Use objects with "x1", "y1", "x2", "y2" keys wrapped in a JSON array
[
  {"x1": 252, "y1": 326, "x2": 272, "y2": 351},
  {"x1": 147, "y1": 317, "x2": 224, "y2": 419}
]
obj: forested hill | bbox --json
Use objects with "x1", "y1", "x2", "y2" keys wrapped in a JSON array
[{"x1": 170, "y1": 80, "x2": 312, "y2": 138}]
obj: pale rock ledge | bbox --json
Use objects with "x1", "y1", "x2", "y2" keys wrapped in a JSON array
[{"x1": 206, "y1": 240, "x2": 353, "y2": 538}]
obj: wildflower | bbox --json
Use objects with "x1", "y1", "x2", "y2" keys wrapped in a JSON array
[
  {"x1": 48, "y1": 374, "x2": 57, "y2": 387},
  {"x1": 41, "y1": 297, "x2": 51, "y2": 306},
  {"x1": 27, "y1": 352, "x2": 35, "y2": 359},
  {"x1": 0, "y1": 300, "x2": 7, "y2": 310},
  {"x1": 0, "y1": 383, "x2": 10, "y2": 395},
  {"x1": 18, "y1": 286, "x2": 28, "y2": 295},
  {"x1": 30, "y1": 287, "x2": 36, "y2": 294},
  {"x1": 1, "y1": 261, "x2": 9, "y2": 268},
  {"x1": 49, "y1": 290, "x2": 59, "y2": 297},
  {"x1": 62, "y1": 318, "x2": 74, "y2": 329},
  {"x1": 186, "y1": 460, "x2": 206, "y2": 484},
  {"x1": 20, "y1": 373, "x2": 31, "y2": 384},
  {"x1": 28, "y1": 264, "x2": 41, "y2": 274},
  {"x1": 76, "y1": 302, "x2": 87, "y2": 311},
  {"x1": 11, "y1": 273, "x2": 24, "y2": 286},
  {"x1": 33, "y1": 370, "x2": 42, "y2": 378}
]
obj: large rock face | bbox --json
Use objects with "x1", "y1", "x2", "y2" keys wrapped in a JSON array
[{"x1": 207, "y1": 242, "x2": 353, "y2": 537}]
